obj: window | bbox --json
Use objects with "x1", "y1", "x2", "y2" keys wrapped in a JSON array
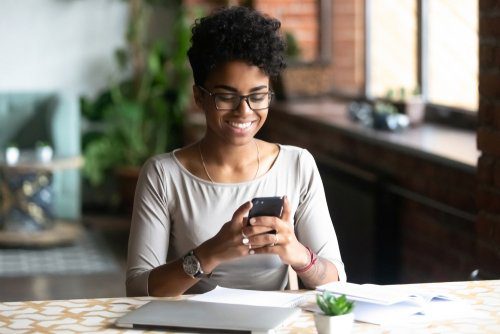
[
  {"x1": 427, "y1": 0, "x2": 478, "y2": 111},
  {"x1": 367, "y1": 0, "x2": 418, "y2": 99},
  {"x1": 367, "y1": 0, "x2": 478, "y2": 112}
]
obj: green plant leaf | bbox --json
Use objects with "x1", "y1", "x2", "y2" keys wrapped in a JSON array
[
  {"x1": 80, "y1": 2, "x2": 191, "y2": 187},
  {"x1": 316, "y1": 292, "x2": 354, "y2": 316}
]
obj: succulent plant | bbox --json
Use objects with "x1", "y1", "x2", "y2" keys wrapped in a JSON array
[{"x1": 316, "y1": 292, "x2": 354, "y2": 316}]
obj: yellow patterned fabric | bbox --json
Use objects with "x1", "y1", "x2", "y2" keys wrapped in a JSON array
[{"x1": 0, "y1": 280, "x2": 499, "y2": 333}]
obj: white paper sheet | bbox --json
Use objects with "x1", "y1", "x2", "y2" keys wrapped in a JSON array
[{"x1": 189, "y1": 286, "x2": 313, "y2": 308}]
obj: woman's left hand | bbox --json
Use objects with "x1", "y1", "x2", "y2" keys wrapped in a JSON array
[{"x1": 242, "y1": 196, "x2": 310, "y2": 268}]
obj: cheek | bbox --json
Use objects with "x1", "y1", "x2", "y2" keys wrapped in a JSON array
[{"x1": 258, "y1": 110, "x2": 268, "y2": 125}]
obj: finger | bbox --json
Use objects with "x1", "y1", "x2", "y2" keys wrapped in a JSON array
[
  {"x1": 249, "y1": 233, "x2": 279, "y2": 248},
  {"x1": 232, "y1": 201, "x2": 253, "y2": 227},
  {"x1": 248, "y1": 215, "x2": 279, "y2": 229},
  {"x1": 242, "y1": 225, "x2": 275, "y2": 236},
  {"x1": 281, "y1": 196, "x2": 292, "y2": 223},
  {"x1": 249, "y1": 244, "x2": 279, "y2": 255}
]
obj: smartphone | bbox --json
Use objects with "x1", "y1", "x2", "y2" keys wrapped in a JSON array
[{"x1": 248, "y1": 196, "x2": 284, "y2": 225}]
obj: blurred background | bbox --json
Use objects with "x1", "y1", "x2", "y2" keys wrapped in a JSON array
[{"x1": 0, "y1": 0, "x2": 498, "y2": 302}]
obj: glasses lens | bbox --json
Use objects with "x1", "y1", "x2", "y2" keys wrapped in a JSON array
[
  {"x1": 248, "y1": 93, "x2": 271, "y2": 110},
  {"x1": 213, "y1": 92, "x2": 272, "y2": 110},
  {"x1": 214, "y1": 94, "x2": 240, "y2": 110}
]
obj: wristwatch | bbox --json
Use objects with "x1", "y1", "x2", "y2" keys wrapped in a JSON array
[{"x1": 182, "y1": 250, "x2": 212, "y2": 279}]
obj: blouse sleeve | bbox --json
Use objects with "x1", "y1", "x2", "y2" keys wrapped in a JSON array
[
  {"x1": 126, "y1": 158, "x2": 170, "y2": 296},
  {"x1": 294, "y1": 149, "x2": 347, "y2": 282}
]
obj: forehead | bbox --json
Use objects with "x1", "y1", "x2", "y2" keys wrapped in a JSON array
[{"x1": 205, "y1": 61, "x2": 269, "y2": 89}]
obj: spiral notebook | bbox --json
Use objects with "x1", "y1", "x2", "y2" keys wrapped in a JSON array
[{"x1": 189, "y1": 286, "x2": 313, "y2": 308}]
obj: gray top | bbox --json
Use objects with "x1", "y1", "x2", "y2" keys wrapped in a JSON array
[{"x1": 126, "y1": 145, "x2": 346, "y2": 296}]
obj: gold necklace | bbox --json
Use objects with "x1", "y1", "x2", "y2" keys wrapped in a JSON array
[{"x1": 199, "y1": 140, "x2": 260, "y2": 183}]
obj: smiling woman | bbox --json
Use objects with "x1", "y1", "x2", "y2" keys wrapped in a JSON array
[{"x1": 126, "y1": 6, "x2": 346, "y2": 298}]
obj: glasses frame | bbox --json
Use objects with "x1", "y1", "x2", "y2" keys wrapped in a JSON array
[{"x1": 197, "y1": 85, "x2": 274, "y2": 111}]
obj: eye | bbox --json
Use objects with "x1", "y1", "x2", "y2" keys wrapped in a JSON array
[
  {"x1": 249, "y1": 93, "x2": 267, "y2": 102},
  {"x1": 217, "y1": 94, "x2": 238, "y2": 102}
]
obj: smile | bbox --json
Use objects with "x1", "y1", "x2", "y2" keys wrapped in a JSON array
[{"x1": 228, "y1": 121, "x2": 253, "y2": 129}]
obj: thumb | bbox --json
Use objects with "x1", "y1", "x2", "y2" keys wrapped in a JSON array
[{"x1": 232, "y1": 201, "x2": 253, "y2": 227}]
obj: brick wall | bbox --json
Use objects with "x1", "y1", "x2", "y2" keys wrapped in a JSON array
[
  {"x1": 254, "y1": 0, "x2": 365, "y2": 98},
  {"x1": 254, "y1": 0, "x2": 318, "y2": 62},
  {"x1": 329, "y1": 0, "x2": 365, "y2": 96},
  {"x1": 183, "y1": 0, "x2": 365, "y2": 97},
  {"x1": 477, "y1": 0, "x2": 500, "y2": 279}
]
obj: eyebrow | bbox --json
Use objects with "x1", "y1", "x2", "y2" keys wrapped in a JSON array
[{"x1": 213, "y1": 85, "x2": 268, "y2": 93}]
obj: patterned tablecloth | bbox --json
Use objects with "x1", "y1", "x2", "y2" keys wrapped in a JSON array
[{"x1": 0, "y1": 280, "x2": 499, "y2": 333}]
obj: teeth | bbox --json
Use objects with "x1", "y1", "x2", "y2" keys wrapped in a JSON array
[{"x1": 229, "y1": 121, "x2": 252, "y2": 129}]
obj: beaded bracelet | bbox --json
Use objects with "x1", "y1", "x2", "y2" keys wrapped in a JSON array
[{"x1": 293, "y1": 247, "x2": 318, "y2": 273}]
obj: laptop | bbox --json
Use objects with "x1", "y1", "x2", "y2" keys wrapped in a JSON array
[{"x1": 115, "y1": 300, "x2": 301, "y2": 334}]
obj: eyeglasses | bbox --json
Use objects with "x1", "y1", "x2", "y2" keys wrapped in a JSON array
[{"x1": 197, "y1": 86, "x2": 274, "y2": 111}]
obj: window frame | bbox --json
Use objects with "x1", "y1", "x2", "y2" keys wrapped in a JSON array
[{"x1": 365, "y1": 0, "x2": 478, "y2": 130}]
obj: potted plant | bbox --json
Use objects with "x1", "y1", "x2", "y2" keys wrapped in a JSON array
[
  {"x1": 314, "y1": 292, "x2": 355, "y2": 334},
  {"x1": 384, "y1": 87, "x2": 425, "y2": 126},
  {"x1": 81, "y1": 0, "x2": 191, "y2": 209}
]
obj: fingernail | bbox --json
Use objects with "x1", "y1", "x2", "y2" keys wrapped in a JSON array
[{"x1": 249, "y1": 218, "x2": 256, "y2": 225}]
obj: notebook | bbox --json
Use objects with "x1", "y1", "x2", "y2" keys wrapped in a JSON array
[{"x1": 115, "y1": 300, "x2": 301, "y2": 334}]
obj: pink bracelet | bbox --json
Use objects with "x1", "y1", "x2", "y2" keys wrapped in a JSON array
[{"x1": 293, "y1": 247, "x2": 318, "y2": 273}]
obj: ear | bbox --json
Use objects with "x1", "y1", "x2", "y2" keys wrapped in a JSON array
[{"x1": 193, "y1": 85, "x2": 204, "y2": 111}]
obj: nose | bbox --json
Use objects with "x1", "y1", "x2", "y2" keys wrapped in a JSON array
[{"x1": 234, "y1": 96, "x2": 253, "y2": 115}]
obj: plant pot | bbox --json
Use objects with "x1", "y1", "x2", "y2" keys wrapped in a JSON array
[
  {"x1": 405, "y1": 96, "x2": 425, "y2": 126},
  {"x1": 313, "y1": 312, "x2": 354, "y2": 334}
]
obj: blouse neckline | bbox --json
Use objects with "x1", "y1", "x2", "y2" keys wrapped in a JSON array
[{"x1": 171, "y1": 144, "x2": 283, "y2": 186}]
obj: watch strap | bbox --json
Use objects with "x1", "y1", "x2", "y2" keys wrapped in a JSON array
[{"x1": 183, "y1": 250, "x2": 212, "y2": 279}]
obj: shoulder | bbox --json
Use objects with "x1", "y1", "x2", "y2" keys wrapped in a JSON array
[
  {"x1": 138, "y1": 151, "x2": 180, "y2": 182},
  {"x1": 144, "y1": 152, "x2": 176, "y2": 170},
  {"x1": 277, "y1": 144, "x2": 316, "y2": 165}
]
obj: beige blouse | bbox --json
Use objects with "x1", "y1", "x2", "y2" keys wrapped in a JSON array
[{"x1": 126, "y1": 145, "x2": 346, "y2": 296}]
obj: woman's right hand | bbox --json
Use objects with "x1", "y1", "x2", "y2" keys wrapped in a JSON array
[{"x1": 194, "y1": 201, "x2": 254, "y2": 273}]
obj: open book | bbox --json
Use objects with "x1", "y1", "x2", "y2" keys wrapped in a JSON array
[
  {"x1": 315, "y1": 282, "x2": 472, "y2": 325},
  {"x1": 317, "y1": 282, "x2": 454, "y2": 306}
]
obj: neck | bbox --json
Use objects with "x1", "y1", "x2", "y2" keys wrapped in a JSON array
[
  {"x1": 200, "y1": 136, "x2": 258, "y2": 166},
  {"x1": 199, "y1": 136, "x2": 260, "y2": 183}
]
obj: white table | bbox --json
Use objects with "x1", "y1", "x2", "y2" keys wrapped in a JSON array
[{"x1": 0, "y1": 280, "x2": 499, "y2": 333}]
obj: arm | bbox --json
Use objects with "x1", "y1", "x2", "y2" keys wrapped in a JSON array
[
  {"x1": 126, "y1": 158, "x2": 172, "y2": 296},
  {"x1": 126, "y1": 158, "x2": 202, "y2": 296},
  {"x1": 246, "y1": 197, "x2": 341, "y2": 288},
  {"x1": 246, "y1": 150, "x2": 345, "y2": 288},
  {"x1": 147, "y1": 201, "x2": 253, "y2": 297},
  {"x1": 293, "y1": 149, "x2": 346, "y2": 286},
  {"x1": 126, "y1": 159, "x2": 255, "y2": 297}
]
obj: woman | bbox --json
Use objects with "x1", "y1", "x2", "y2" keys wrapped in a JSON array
[{"x1": 126, "y1": 6, "x2": 346, "y2": 297}]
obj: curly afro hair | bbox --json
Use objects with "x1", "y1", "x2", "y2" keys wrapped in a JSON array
[{"x1": 188, "y1": 6, "x2": 286, "y2": 86}]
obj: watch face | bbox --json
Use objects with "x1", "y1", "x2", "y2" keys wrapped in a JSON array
[{"x1": 183, "y1": 254, "x2": 200, "y2": 277}]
